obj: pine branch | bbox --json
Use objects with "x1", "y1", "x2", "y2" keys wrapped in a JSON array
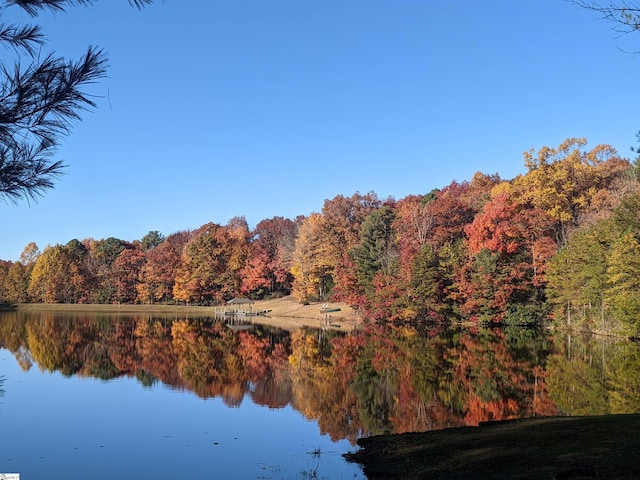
[
  {"x1": 0, "y1": 0, "x2": 155, "y2": 202},
  {"x1": 0, "y1": 140, "x2": 65, "y2": 202},
  {"x1": 0, "y1": 23, "x2": 44, "y2": 56},
  {"x1": 0, "y1": 46, "x2": 107, "y2": 202},
  {"x1": 7, "y1": 0, "x2": 155, "y2": 15}
]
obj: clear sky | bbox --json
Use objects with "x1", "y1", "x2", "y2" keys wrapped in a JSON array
[{"x1": 1, "y1": 0, "x2": 639, "y2": 261}]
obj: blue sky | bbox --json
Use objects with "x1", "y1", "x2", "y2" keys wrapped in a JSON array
[{"x1": 1, "y1": 0, "x2": 639, "y2": 261}]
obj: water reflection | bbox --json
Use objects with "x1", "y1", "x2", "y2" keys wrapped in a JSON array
[{"x1": 1, "y1": 310, "x2": 640, "y2": 443}]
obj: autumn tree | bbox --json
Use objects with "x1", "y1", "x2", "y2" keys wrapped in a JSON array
[
  {"x1": 28, "y1": 244, "x2": 71, "y2": 302},
  {"x1": 426, "y1": 179, "x2": 495, "y2": 249},
  {"x1": 241, "y1": 216, "x2": 297, "y2": 297},
  {"x1": 173, "y1": 220, "x2": 249, "y2": 305},
  {"x1": 331, "y1": 253, "x2": 367, "y2": 310},
  {"x1": 0, "y1": 260, "x2": 11, "y2": 303},
  {"x1": 24, "y1": 240, "x2": 92, "y2": 303},
  {"x1": 63, "y1": 238, "x2": 93, "y2": 302},
  {"x1": 291, "y1": 214, "x2": 334, "y2": 302},
  {"x1": 613, "y1": 192, "x2": 640, "y2": 233},
  {"x1": 113, "y1": 248, "x2": 146, "y2": 303},
  {"x1": 289, "y1": 193, "x2": 381, "y2": 303},
  {"x1": 138, "y1": 230, "x2": 191, "y2": 304},
  {"x1": 394, "y1": 193, "x2": 438, "y2": 276},
  {"x1": 218, "y1": 216, "x2": 251, "y2": 298},
  {"x1": 320, "y1": 192, "x2": 382, "y2": 270},
  {"x1": 393, "y1": 192, "x2": 456, "y2": 321},
  {"x1": 460, "y1": 192, "x2": 556, "y2": 323},
  {"x1": 19, "y1": 242, "x2": 40, "y2": 267},
  {"x1": 173, "y1": 223, "x2": 223, "y2": 305},
  {"x1": 516, "y1": 139, "x2": 627, "y2": 244},
  {"x1": 0, "y1": 242, "x2": 40, "y2": 303},
  {"x1": 85, "y1": 237, "x2": 127, "y2": 303}
]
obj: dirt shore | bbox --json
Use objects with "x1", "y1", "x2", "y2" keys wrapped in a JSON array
[
  {"x1": 345, "y1": 414, "x2": 640, "y2": 479},
  {"x1": 3, "y1": 296, "x2": 360, "y2": 331}
]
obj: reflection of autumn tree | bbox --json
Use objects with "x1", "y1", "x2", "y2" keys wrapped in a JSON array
[
  {"x1": 135, "y1": 319, "x2": 180, "y2": 388},
  {"x1": 237, "y1": 330, "x2": 271, "y2": 380},
  {"x1": 288, "y1": 329, "x2": 364, "y2": 444},
  {"x1": 286, "y1": 325, "x2": 561, "y2": 440},
  {"x1": 109, "y1": 317, "x2": 140, "y2": 375},
  {"x1": 237, "y1": 330, "x2": 292, "y2": 408},
  {"x1": 6, "y1": 309, "x2": 640, "y2": 441},
  {"x1": 450, "y1": 329, "x2": 557, "y2": 424},
  {"x1": 547, "y1": 334, "x2": 640, "y2": 415},
  {"x1": 0, "y1": 310, "x2": 24, "y2": 351},
  {"x1": 0, "y1": 311, "x2": 33, "y2": 370},
  {"x1": 0, "y1": 311, "x2": 297, "y2": 406},
  {"x1": 25, "y1": 314, "x2": 81, "y2": 375},
  {"x1": 349, "y1": 327, "x2": 398, "y2": 435},
  {"x1": 171, "y1": 319, "x2": 250, "y2": 404},
  {"x1": 608, "y1": 342, "x2": 640, "y2": 413},
  {"x1": 249, "y1": 348, "x2": 291, "y2": 408},
  {"x1": 346, "y1": 326, "x2": 557, "y2": 434},
  {"x1": 398, "y1": 328, "x2": 466, "y2": 432},
  {"x1": 69, "y1": 315, "x2": 118, "y2": 380}
]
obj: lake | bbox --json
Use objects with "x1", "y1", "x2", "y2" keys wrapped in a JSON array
[{"x1": 1, "y1": 310, "x2": 639, "y2": 479}]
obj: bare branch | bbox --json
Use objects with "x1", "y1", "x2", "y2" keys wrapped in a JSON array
[{"x1": 572, "y1": 0, "x2": 640, "y2": 34}]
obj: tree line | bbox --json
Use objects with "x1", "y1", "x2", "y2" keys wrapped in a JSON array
[{"x1": 2, "y1": 138, "x2": 639, "y2": 332}]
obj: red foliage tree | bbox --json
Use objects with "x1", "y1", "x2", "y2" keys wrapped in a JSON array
[{"x1": 113, "y1": 248, "x2": 146, "y2": 303}]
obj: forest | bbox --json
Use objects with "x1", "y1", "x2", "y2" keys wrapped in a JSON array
[{"x1": 2, "y1": 138, "x2": 640, "y2": 334}]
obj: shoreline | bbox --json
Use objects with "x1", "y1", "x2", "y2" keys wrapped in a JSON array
[
  {"x1": 0, "y1": 296, "x2": 360, "y2": 331},
  {"x1": 345, "y1": 414, "x2": 640, "y2": 479}
]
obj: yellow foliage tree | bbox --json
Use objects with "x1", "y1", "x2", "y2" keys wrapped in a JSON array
[
  {"x1": 516, "y1": 138, "x2": 627, "y2": 243},
  {"x1": 290, "y1": 214, "x2": 334, "y2": 302}
]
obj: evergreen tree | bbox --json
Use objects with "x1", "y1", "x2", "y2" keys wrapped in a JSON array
[
  {"x1": 0, "y1": 0, "x2": 153, "y2": 202},
  {"x1": 606, "y1": 231, "x2": 640, "y2": 333}
]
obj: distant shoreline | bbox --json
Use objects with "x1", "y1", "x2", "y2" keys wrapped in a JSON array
[{"x1": 0, "y1": 296, "x2": 359, "y2": 331}]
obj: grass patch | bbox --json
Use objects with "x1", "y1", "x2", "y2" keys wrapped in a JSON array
[
  {"x1": 1, "y1": 296, "x2": 358, "y2": 331},
  {"x1": 344, "y1": 414, "x2": 640, "y2": 479}
]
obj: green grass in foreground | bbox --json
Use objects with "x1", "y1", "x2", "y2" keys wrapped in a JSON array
[{"x1": 344, "y1": 414, "x2": 640, "y2": 479}]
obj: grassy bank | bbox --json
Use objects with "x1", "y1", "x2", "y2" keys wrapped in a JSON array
[
  {"x1": 345, "y1": 414, "x2": 640, "y2": 479},
  {"x1": 1, "y1": 296, "x2": 359, "y2": 331}
]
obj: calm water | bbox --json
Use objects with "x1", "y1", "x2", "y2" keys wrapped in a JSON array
[{"x1": 1, "y1": 310, "x2": 639, "y2": 479}]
